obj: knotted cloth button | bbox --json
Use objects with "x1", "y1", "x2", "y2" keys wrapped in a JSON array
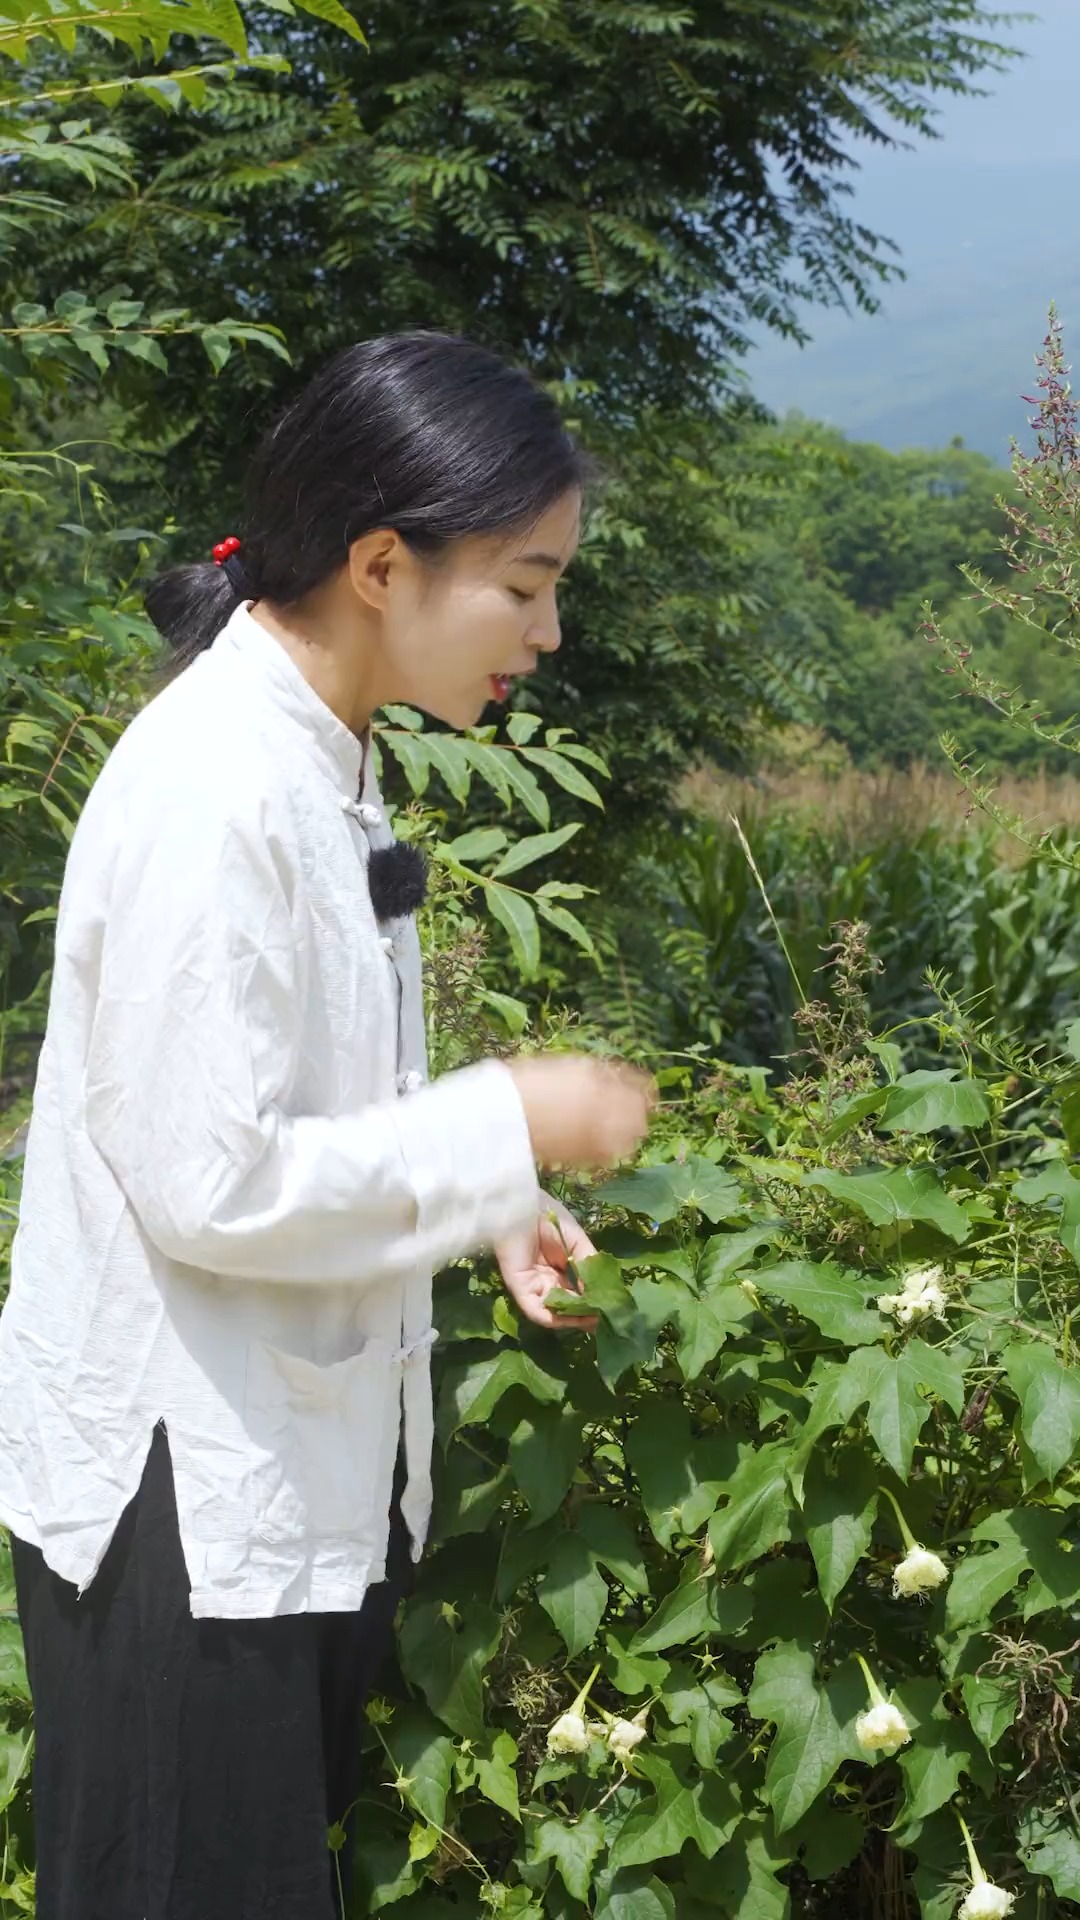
[
  {"x1": 394, "y1": 1328, "x2": 438, "y2": 1366},
  {"x1": 398, "y1": 1069, "x2": 424, "y2": 1094},
  {"x1": 358, "y1": 802, "x2": 382, "y2": 827},
  {"x1": 379, "y1": 936, "x2": 395, "y2": 956}
]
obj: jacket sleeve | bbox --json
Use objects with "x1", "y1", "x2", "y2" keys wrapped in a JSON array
[{"x1": 83, "y1": 794, "x2": 538, "y2": 1284}]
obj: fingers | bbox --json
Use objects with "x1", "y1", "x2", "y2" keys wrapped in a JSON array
[
  {"x1": 537, "y1": 1303, "x2": 599, "y2": 1332},
  {"x1": 539, "y1": 1210, "x2": 596, "y2": 1267}
]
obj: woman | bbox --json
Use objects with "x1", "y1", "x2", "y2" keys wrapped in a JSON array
[{"x1": 0, "y1": 331, "x2": 651, "y2": 1919}]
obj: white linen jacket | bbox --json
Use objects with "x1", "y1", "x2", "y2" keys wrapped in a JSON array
[{"x1": 0, "y1": 604, "x2": 539, "y2": 1617}]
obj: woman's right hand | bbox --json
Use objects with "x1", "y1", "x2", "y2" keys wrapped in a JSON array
[{"x1": 508, "y1": 1054, "x2": 654, "y2": 1173}]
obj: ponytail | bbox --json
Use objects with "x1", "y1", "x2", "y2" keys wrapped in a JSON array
[{"x1": 143, "y1": 561, "x2": 246, "y2": 671}]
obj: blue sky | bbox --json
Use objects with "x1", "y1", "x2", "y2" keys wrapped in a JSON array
[{"x1": 748, "y1": 0, "x2": 1080, "y2": 456}]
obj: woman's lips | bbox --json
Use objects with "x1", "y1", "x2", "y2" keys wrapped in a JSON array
[{"x1": 490, "y1": 673, "x2": 512, "y2": 702}]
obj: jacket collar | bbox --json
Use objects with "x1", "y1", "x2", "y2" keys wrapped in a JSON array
[{"x1": 216, "y1": 601, "x2": 366, "y2": 799}]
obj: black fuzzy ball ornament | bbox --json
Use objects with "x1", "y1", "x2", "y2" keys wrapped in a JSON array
[{"x1": 368, "y1": 841, "x2": 428, "y2": 921}]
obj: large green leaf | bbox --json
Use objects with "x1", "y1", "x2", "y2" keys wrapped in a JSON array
[
  {"x1": 433, "y1": 1445, "x2": 509, "y2": 1544},
  {"x1": 704, "y1": 1821, "x2": 794, "y2": 1920},
  {"x1": 485, "y1": 744, "x2": 550, "y2": 825},
  {"x1": 1013, "y1": 1162, "x2": 1080, "y2": 1265},
  {"x1": 593, "y1": 1871, "x2": 676, "y2": 1920},
  {"x1": 491, "y1": 822, "x2": 582, "y2": 877},
  {"x1": 599, "y1": 1158, "x2": 741, "y2": 1226},
  {"x1": 1020, "y1": 1817, "x2": 1080, "y2": 1902},
  {"x1": 892, "y1": 1685, "x2": 983, "y2": 1835},
  {"x1": 626, "y1": 1402, "x2": 706, "y2": 1548},
  {"x1": 417, "y1": 732, "x2": 473, "y2": 803},
  {"x1": 523, "y1": 744, "x2": 605, "y2": 809},
  {"x1": 0, "y1": 1729, "x2": 31, "y2": 1818},
  {"x1": 756, "y1": 1259, "x2": 884, "y2": 1346},
  {"x1": 798, "y1": 1339, "x2": 963, "y2": 1477},
  {"x1": 485, "y1": 882, "x2": 541, "y2": 977},
  {"x1": 537, "y1": 1531, "x2": 609, "y2": 1656},
  {"x1": 675, "y1": 1283, "x2": 751, "y2": 1380},
  {"x1": 563, "y1": 1255, "x2": 667, "y2": 1389},
  {"x1": 1002, "y1": 1340, "x2": 1080, "y2": 1484},
  {"x1": 960, "y1": 1672, "x2": 1019, "y2": 1754},
  {"x1": 509, "y1": 1403, "x2": 585, "y2": 1526},
  {"x1": 561, "y1": 1253, "x2": 639, "y2": 1331},
  {"x1": 789, "y1": 1805, "x2": 864, "y2": 1882},
  {"x1": 878, "y1": 1070, "x2": 991, "y2": 1135},
  {"x1": 0, "y1": 1616, "x2": 29, "y2": 1701},
  {"x1": 629, "y1": 1569, "x2": 715, "y2": 1653},
  {"x1": 747, "y1": 1646, "x2": 862, "y2": 1833},
  {"x1": 530, "y1": 1809, "x2": 606, "y2": 1900},
  {"x1": 475, "y1": 1728, "x2": 521, "y2": 1821},
  {"x1": 579, "y1": 1503, "x2": 651, "y2": 1596},
  {"x1": 946, "y1": 1507, "x2": 1080, "y2": 1629},
  {"x1": 439, "y1": 826, "x2": 508, "y2": 864},
  {"x1": 398, "y1": 1599, "x2": 503, "y2": 1741},
  {"x1": 664, "y1": 1663, "x2": 743, "y2": 1767},
  {"x1": 671, "y1": 1158, "x2": 744, "y2": 1223},
  {"x1": 608, "y1": 1754, "x2": 739, "y2": 1870},
  {"x1": 437, "y1": 1349, "x2": 563, "y2": 1447},
  {"x1": 696, "y1": 1225, "x2": 779, "y2": 1287},
  {"x1": 353, "y1": 1833, "x2": 419, "y2": 1911},
  {"x1": 381, "y1": 1708, "x2": 455, "y2": 1829},
  {"x1": 806, "y1": 1166, "x2": 971, "y2": 1242},
  {"x1": 801, "y1": 1444, "x2": 879, "y2": 1610},
  {"x1": 381, "y1": 728, "x2": 432, "y2": 795},
  {"x1": 707, "y1": 1442, "x2": 794, "y2": 1574}
]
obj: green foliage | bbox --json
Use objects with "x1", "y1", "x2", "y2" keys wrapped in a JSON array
[
  {"x1": 0, "y1": 0, "x2": 363, "y2": 1025},
  {"x1": 927, "y1": 313, "x2": 1080, "y2": 852},
  {"x1": 0, "y1": 1536, "x2": 33, "y2": 1913},
  {"x1": 589, "y1": 805, "x2": 1080, "y2": 1071},
  {"x1": 349, "y1": 1009, "x2": 1080, "y2": 1917},
  {"x1": 689, "y1": 419, "x2": 1080, "y2": 780},
  {"x1": 2, "y1": 0, "x2": 1016, "y2": 823}
]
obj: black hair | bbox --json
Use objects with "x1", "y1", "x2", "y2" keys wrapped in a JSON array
[{"x1": 145, "y1": 331, "x2": 591, "y2": 669}]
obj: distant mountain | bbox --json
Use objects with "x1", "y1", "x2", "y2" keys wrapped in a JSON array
[{"x1": 748, "y1": 159, "x2": 1080, "y2": 464}]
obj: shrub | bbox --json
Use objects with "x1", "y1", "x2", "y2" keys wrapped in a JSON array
[{"x1": 360, "y1": 939, "x2": 1080, "y2": 1918}]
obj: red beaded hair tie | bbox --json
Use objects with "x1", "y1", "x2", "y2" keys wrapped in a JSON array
[{"x1": 212, "y1": 535, "x2": 241, "y2": 565}]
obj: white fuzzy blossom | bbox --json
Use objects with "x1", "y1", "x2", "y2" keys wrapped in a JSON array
[
  {"x1": 856, "y1": 1701, "x2": 912, "y2": 1756},
  {"x1": 547, "y1": 1710, "x2": 590, "y2": 1757},
  {"x1": 877, "y1": 1264, "x2": 948, "y2": 1327},
  {"x1": 958, "y1": 1882, "x2": 1016, "y2": 1919},
  {"x1": 893, "y1": 1544, "x2": 950, "y2": 1598},
  {"x1": 608, "y1": 1716, "x2": 648, "y2": 1769}
]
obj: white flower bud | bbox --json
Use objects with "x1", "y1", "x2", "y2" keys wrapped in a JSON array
[
  {"x1": 892, "y1": 1544, "x2": 949, "y2": 1598},
  {"x1": 608, "y1": 1715, "x2": 648, "y2": 1769},
  {"x1": 904, "y1": 1263, "x2": 944, "y2": 1295},
  {"x1": 856, "y1": 1701, "x2": 912, "y2": 1756},
  {"x1": 878, "y1": 1265, "x2": 947, "y2": 1326},
  {"x1": 959, "y1": 1882, "x2": 1015, "y2": 1919},
  {"x1": 917, "y1": 1280, "x2": 948, "y2": 1317},
  {"x1": 547, "y1": 1710, "x2": 590, "y2": 1756}
]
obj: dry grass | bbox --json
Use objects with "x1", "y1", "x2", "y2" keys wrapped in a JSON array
[{"x1": 681, "y1": 760, "x2": 1080, "y2": 858}]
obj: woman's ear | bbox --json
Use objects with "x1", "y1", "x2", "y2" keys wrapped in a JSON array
[{"x1": 347, "y1": 529, "x2": 411, "y2": 612}]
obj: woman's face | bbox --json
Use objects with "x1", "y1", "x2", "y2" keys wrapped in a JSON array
[{"x1": 368, "y1": 489, "x2": 581, "y2": 730}]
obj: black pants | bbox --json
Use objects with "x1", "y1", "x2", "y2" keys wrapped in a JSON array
[{"x1": 13, "y1": 1427, "x2": 410, "y2": 1920}]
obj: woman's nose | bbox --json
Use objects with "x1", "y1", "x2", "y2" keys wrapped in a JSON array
[{"x1": 530, "y1": 605, "x2": 562, "y2": 654}]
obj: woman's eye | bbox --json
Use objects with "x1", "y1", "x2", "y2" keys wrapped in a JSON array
[{"x1": 508, "y1": 587, "x2": 536, "y2": 605}]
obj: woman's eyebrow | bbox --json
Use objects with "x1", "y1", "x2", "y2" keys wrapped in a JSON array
[{"x1": 516, "y1": 550, "x2": 564, "y2": 570}]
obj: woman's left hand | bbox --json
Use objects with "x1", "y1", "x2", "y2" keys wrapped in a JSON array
[{"x1": 495, "y1": 1197, "x2": 598, "y2": 1331}]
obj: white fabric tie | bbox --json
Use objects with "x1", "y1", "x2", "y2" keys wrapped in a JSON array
[{"x1": 395, "y1": 1328, "x2": 438, "y2": 1366}]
